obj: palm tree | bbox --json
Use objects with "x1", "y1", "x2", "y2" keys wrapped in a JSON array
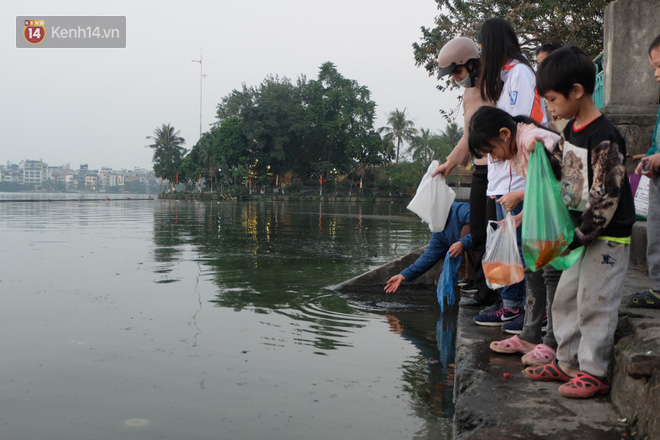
[
  {"x1": 440, "y1": 122, "x2": 463, "y2": 149},
  {"x1": 409, "y1": 128, "x2": 440, "y2": 164},
  {"x1": 378, "y1": 108, "x2": 417, "y2": 164},
  {"x1": 146, "y1": 124, "x2": 186, "y2": 190}
]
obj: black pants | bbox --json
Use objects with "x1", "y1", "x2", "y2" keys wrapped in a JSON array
[{"x1": 469, "y1": 165, "x2": 497, "y2": 302}]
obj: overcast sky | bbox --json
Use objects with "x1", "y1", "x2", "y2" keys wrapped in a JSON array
[{"x1": 2, "y1": 0, "x2": 462, "y2": 171}]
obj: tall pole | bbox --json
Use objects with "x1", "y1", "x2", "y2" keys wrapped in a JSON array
[{"x1": 191, "y1": 48, "x2": 203, "y2": 140}]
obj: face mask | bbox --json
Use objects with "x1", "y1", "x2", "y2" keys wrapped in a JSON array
[{"x1": 456, "y1": 74, "x2": 472, "y2": 88}]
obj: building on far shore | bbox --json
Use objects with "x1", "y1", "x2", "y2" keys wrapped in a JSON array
[{"x1": 0, "y1": 160, "x2": 160, "y2": 193}]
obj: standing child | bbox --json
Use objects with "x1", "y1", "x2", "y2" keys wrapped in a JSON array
[
  {"x1": 471, "y1": 17, "x2": 549, "y2": 329},
  {"x1": 524, "y1": 46, "x2": 636, "y2": 399},
  {"x1": 467, "y1": 105, "x2": 563, "y2": 366},
  {"x1": 631, "y1": 33, "x2": 660, "y2": 309}
]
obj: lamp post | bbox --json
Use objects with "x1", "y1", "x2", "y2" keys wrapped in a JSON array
[{"x1": 191, "y1": 49, "x2": 204, "y2": 140}]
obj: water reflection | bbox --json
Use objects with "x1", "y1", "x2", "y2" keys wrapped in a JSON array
[
  {"x1": 152, "y1": 200, "x2": 431, "y2": 350},
  {"x1": 0, "y1": 196, "x2": 457, "y2": 439},
  {"x1": 385, "y1": 312, "x2": 456, "y2": 422},
  {"x1": 152, "y1": 200, "x2": 429, "y2": 291},
  {"x1": 151, "y1": 200, "x2": 456, "y2": 436}
]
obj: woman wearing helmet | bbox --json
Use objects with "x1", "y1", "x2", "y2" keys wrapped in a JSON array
[{"x1": 432, "y1": 36, "x2": 498, "y2": 307}]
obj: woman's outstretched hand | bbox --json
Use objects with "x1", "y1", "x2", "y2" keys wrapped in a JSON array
[{"x1": 384, "y1": 274, "x2": 405, "y2": 293}]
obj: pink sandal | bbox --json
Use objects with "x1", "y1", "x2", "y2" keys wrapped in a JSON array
[
  {"x1": 559, "y1": 372, "x2": 611, "y2": 398},
  {"x1": 523, "y1": 359, "x2": 571, "y2": 382},
  {"x1": 489, "y1": 335, "x2": 533, "y2": 354},
  {"x1": 521, "y1": 344, "x2": 556, "y2": 366}
]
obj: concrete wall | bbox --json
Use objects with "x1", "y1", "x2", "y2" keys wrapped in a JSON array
[{"x1": 603, "y1": 0, "x2": 660, "y2": 162}]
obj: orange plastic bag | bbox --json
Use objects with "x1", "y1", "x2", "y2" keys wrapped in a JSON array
[{"x1": 482, "y1": 211, "x2": 525, "y2": 289}]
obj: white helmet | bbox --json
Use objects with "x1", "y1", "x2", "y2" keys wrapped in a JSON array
[{"x1": 437, "y1": 37, "x2": 480, "y2": 77}]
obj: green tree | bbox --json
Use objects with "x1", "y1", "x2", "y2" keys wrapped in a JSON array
[
  {"x1": 378, "y1": 108, "x2": 417, "y2": 164},
  {"x1": 215, "y1": 63, "x2": 380, "y2": 184},
  {"x1": 215, "y1": 83, "x2": 257, "y2": 122},
  {"x1": 377, "y1": 162, "x2": 427, "y2": 196},
  {"x1": 409, "y1": 123, "x2": 463, "y2": 164},
  {"x1": 179, "y1": 153, "x2": 204, "y2": 185},
  {"x1": 146, "y1": 124, "x2": 186, "y2": 190},
  {"x1": 409, "y1": 128, "x2": 442, "y2": 164},
  {"x1": 241, "y1": 75, "x2": 307, "y2": 178},
  {"x1": 212, "y1": 116, "x2": 249, "y2": 187},
  {"x1": 413, "y1": 0, "x2": 613, "y2": 78},
  {"x1": 441, "y1": 122, "x2": 463, "y2": 148},
  {"x1": 179, "y1": 132, "x2": 212, "y2": 188},
  {"x1": 304, "y1": 63, "x2": 378, "y2": 177},
  {"x1": 197, "y1": 131, "x2": 218, "y2": 189}
]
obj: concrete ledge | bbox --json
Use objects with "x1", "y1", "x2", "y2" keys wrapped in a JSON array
[
  {"x1": 453, "y1": 309, "x2": 632, "y2": 439},
  {"x1": 612, "y1": 305, "x2": 660, "y2": 438},
  {"x1": 332, "y1": 246, "x2": 442, "y2": 292},
  {"x1": 454, "y1": 263, "x2": 659, "y2": 439}
]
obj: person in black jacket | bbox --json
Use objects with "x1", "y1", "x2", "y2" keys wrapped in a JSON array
[{"x1": 523, "y1": 46, "x2": 635, "y2": 399}]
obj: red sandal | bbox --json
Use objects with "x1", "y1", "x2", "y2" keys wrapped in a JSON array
[
  {"x1": 559, "y1": 372, "x2": 610, "y2": 398},
  {"x1": 523, "y1": 359, "x2": 571, "y2": 382}
]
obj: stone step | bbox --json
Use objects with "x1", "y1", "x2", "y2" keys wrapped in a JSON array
[{"x1": 454, "y1": 263, "x2": 659, "y2": 439}]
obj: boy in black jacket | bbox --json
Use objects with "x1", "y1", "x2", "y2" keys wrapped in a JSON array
[{"x1": 523, "y1": 46, "x2": 635, "y2": 399}]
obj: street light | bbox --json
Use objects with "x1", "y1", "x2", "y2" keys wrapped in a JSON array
[{"x1": 191, "y1": 48, "x2": 205, "y2": 140}]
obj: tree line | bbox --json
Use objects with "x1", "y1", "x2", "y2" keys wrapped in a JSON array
[
  {"x1": 147, "y1": 62, "x2": 461, "y2": 195},
  {"x1": 148, "y1": 0, "x2": 610, "y2": 195}
]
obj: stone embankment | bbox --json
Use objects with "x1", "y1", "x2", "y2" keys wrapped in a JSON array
[
  {"x1": 335, "y1": 221, "x2": 659, "y2": 439},
  {"x1": 453, "y1": 256, "x2": 658, "y2": 440}
]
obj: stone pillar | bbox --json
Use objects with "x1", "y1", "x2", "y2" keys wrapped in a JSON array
[{"x1": 603, "y1": 0, "x2": 660, "y2": 168}]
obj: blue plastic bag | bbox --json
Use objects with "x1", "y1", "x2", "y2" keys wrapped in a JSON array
[
  {"x1": 437, "y1": 251, "x2": 461, "y2": 313},
  {"x1": 436, "y1": 314, "x2": 456, "y2": 368}
]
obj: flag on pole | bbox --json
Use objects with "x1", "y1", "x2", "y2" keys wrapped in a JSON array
[
  {"x1": 360, "y1": 178, "x2": 363, "y2": 189},
  {"x1": 176, "y1": 174, "x2": 179, "y2": 184}
]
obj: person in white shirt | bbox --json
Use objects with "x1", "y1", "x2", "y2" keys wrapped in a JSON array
[{"x1": 471, "y1": 17, "x2": 560, "y2": 334}]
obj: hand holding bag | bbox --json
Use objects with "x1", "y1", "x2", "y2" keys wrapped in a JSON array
[{"x1": 407, "y1": 160, "x2": 456, "y2": 232}]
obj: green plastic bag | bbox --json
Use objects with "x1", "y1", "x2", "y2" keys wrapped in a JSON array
[{"x1": 522, "y1": 142, "x2": 582, "y2": 271}]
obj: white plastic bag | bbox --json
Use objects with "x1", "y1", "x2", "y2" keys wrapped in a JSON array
[
  {"x1": 406, "y1": 160, "x2": 456, "y2": 232},
  {"x1": 482, "y1": 211, "x2": 525, "y2": 289},
  {"x1": 634, "y1": 175, "x2": 650, "y2": 220}
]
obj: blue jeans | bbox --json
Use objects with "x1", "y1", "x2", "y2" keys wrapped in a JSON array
[{"x1": 495, "y1": 198, "x2": 526, "y2": 308}]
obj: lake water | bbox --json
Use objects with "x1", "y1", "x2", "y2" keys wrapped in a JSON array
[{"x1": 0, "y1": 195, "x2": 456, "y2": 439}]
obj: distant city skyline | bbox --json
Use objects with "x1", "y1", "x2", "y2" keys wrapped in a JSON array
[
  {"x1": 0, "y1": 158, "x2": 160, "y2": 193},
  {"x1": 3, "y1": 158, "x2": 152, "y2": 172}
]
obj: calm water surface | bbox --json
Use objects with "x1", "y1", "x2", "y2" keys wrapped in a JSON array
[{"x1": 0, "y1": 195, "x2": 456, "y2": 439}]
